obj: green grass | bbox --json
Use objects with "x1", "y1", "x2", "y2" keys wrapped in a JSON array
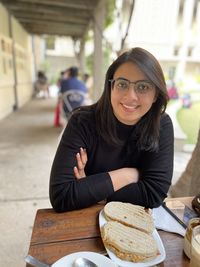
[{"x1": 177, "y1": 102, "x2": 200, "y2": 144}]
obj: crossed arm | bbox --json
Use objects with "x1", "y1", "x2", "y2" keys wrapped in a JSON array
[{"x1": 73, "y1": 147, "x2": 139, "y2": 191}]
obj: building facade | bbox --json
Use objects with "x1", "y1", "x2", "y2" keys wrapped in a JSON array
[{"x1": 125, "y1": 0, "x2": 200, "y2": 91}]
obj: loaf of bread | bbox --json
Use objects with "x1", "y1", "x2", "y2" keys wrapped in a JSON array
[
  {"x1": 101, "y1": 221, "x2": 158, "y2": 262},
  {"x1": 104, "y1": 201, "x2": 154, "y2": 233}
]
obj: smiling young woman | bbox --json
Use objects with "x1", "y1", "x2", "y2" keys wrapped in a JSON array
[{"x1": 49, "y1": 47, "x2": 174, "y2": 212}]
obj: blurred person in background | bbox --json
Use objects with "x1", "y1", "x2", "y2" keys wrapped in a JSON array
[
  {"x1": 167, "y1": 80, "x2": 179, "y2": 100},
  {"x1": 59, "y1": 66, "x2": 87, "y2": 120},
  {"x1": 34, "y1": 71, "x2": 49, "y2": 98},
  {"x1": 56, "y1": 70, "x2": 65, "y2": 90},
  {"x1": 182, "y1": 93, "x2": 192, "y2": 108}
]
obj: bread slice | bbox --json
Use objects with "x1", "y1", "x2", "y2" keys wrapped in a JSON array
[
  {"x1": 101, "y1": 221, "x2": 158, "y2": 262},
  {"x1": 104, "y1": 201, "x2": 154, "y2": 234}
]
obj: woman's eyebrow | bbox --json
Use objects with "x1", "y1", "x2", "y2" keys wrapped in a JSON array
[
  {"x1": 115, "y1": 77, "x2": 151, "y2": 83},
  {"x1": 115, "y1": 77, "x2": 129, "y2": 81}
]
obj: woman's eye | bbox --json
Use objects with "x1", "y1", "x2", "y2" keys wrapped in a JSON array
[
  {"x1": 137, "y1": 83, "x2": 149, "y2": 92},
  {"x1": 139, "y1": 85, "x2": 146, "y2": 90},
  {"x1": 117, "y1": 82, "x2": 128, "y2": 89}
]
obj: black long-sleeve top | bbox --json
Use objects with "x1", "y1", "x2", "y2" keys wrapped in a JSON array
[{"x1": 50, "y1": 106, "x2": 174, "y2": 212}]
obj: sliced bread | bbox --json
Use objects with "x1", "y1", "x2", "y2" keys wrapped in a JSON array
[
  {"x1": 101, "y1": 221, "x2": 158, "y2": 262},
  {"x1": 104, "y1": 201, "x2": 154, "y2": 233}
]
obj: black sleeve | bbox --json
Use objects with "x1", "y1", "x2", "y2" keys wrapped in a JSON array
[
  {"x1": 49, "y1": 113, "x2": 114, "y2": 212},
  {"x1": 107, "y1": 114, "x2": 174, "y2": 208}
]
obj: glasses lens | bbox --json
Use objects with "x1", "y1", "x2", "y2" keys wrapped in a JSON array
[
  {"x1": 135, "y1": 81, "x2": 153, "y2": 94},
  {"x1": 115, "y1": 79, "x2": 129, "y2": 91}
]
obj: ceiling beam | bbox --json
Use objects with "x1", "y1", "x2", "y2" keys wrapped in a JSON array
[
  {"x1": 24, "y1": 25, "x2": 83, "y2": 37},
  {"x1": 2, "y1": 0, "x2": 99, "y2": 10},
  {"x1": 21, "y1": 20, "x2": 86, "y2": 31},
  {"x1": 2, "y1": 2, "x2": 92, "y2": 18},
  {"x1": 13, "y1": 10, "x2": 88, "y2": 25}
]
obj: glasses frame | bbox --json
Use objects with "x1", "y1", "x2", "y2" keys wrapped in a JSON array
[{"x1": 109, "y1": 78, "x2": 155, "y2": 95}]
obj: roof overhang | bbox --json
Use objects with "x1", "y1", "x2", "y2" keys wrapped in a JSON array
[{"x1": 1, "y1": 0, "x2": 100, "y2": 38}]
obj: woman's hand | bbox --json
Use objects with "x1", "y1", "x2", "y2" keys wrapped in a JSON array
[{"x1": 73, "y1": 147, "x2": 88, "y2": 179}]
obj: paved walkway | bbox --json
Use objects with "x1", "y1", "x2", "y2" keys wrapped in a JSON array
[
  {"x1": 0, "y1": 96, "x2": 193, "y2": 267},
  {"x1": 0, "y1": 97, "x2": 62, "y2": 267},
  {"x1": 166, "y1": 100, "x2": 187, "y2": 140}
]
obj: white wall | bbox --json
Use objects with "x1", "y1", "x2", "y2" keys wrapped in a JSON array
[
  {"x1": 0, "y1": 5, "x2": 15, "y2": 119},
  {"x1": 0, "y1": 3, "x2": 34, "y2": 120}
]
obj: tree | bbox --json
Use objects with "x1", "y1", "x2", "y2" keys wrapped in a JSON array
[{"x1": 170, "y1": 127, "x2": 200, "y2": 197}]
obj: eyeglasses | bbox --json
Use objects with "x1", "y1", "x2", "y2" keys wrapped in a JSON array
[{"x1": 109, "y1": 78, "x2": 155, "y2": 95}]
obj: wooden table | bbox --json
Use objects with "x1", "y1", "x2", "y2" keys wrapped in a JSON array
[{"x1": 26, "y1": 197, "x2": 194, "y2": 267}]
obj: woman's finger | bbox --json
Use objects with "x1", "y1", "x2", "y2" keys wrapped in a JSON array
[
  {"x1": 76, "y1": 152, "x2": 84, "y2": 170},
  {"x1": 74, "y1": 147, "x2": 87, "y2": 179},
  {"x1": 73, "y1": 166, "x2": 81, "y2": 179},
  {"x1": 73, "y1": 166, "x2": 86, "y2": 179},
  {"x1": 80, "y1": 147, "x2": 88, "y2": 165}
]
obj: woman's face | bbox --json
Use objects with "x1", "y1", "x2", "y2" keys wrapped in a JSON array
[{"x1": 111, "y1": 62, "x2": 157, "y2": 125}]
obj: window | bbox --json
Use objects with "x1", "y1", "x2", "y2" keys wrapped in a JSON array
[
  {"x1": 168, "y1": 67, "x2": 176, "y2": 80},
  {"x1": 192, "y1": 0, "x2": 198, "y2": 24},
  {"x1": 188, "y1": 47, "x2": 193, "y2": 57},
  {"x1": 174, "y1": 46, "x2": 180, "y2": 56},
  {"x1": 177, "y1": 0, "x2": 184, "y2": 23},
  {"x1": 45, "y1": 36, "x2": 55, "y2": 50}
]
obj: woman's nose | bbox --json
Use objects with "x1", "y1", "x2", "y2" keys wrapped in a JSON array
[{"x1": 125, "y1": 86, "x2": 139, "y2": 99}]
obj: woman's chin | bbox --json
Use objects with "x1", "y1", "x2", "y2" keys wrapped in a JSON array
[{"x1": 118, "y1": 115, "x2": 140, "y2": 125}]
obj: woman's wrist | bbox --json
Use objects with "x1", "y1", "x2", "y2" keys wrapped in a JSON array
[{"x1": 109, "y1": 167, "x2": 139, "y2": 191}]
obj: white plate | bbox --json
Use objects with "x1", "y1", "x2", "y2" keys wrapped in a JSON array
[
  {"x1": 52, "y1": 251, "x2": 118, "y2": 267},
  {"x1": 99, "y1": 210, "x2": 166, "y2": 267}
]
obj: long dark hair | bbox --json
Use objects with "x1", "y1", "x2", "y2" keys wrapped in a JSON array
[{"x1": 95, "y1": 47, "x2": 169, "y2": 151}]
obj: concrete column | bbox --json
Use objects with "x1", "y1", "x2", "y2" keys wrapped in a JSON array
[
  {"x1": 93, "y1": 0, "x2": 105, "y2": 102},
  {"x1": 31, "y1": 35, "x2": 37, "y2": 81},
  {"x1": 79, "y1": 38, "x2": 86, "y2": 80},
  {"x1": 175, "y1": 0, "x2": 195, "y2": 83},
  {"x1": 8, "y1": 13, "x2": 18, "y2": 110}
]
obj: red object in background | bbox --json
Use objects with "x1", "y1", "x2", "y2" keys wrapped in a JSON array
[
  {"x1": 168, "y1": 86, "x2": 179, "y2": 99},
  {"x1": 54, "y1": 102, "x2": 62, "y2": 127}
]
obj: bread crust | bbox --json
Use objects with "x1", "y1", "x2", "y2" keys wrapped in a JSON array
[{"x1": 104, "y1": 242, "x2": 146, "y2": 262}]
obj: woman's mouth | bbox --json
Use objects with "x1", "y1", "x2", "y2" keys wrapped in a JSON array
[{"x1": 121, "y1": 103, "x2": 139, "y2": 112}]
